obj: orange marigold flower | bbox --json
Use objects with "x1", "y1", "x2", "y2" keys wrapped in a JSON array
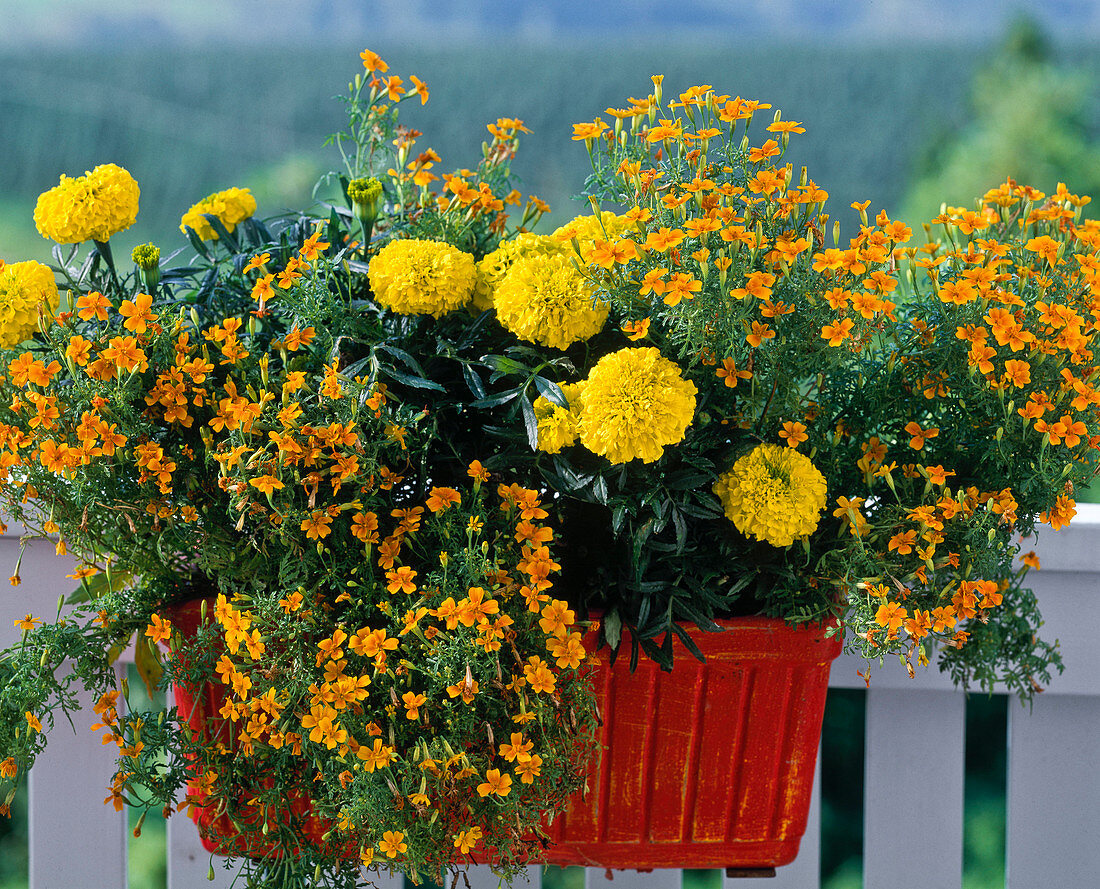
[
  {"x1": 144, "y1": 613, "x2": 172, "y2": 644},
  {"x1": 621, "y1": 318, "x2": 651, "y2": 341},
  {"x1": 821, "y1": 318, "x2": 853, "y2": 346},
  {"x1": 477, "y1": 768, "x2": 513, "y2": 797},
  {"x1": 778, "y1": 421, "x2": 808, "y2": 448},
  {"x1": 426, "y1": 486, "x2": 461, "y2": 512},
  {"x1": 874, "y1": 601, "x2": 908, "y2": 637},
  {"x1": 379, "y1": 830, "x2": 406, "y2": 859},
  {"x1": 301, "y1": 511, "x2": 333, "y2": 540},
  {"x1": 716, "y1": 357, "x2": 752, "y2": 388},
  {"x1": 904, "y1": 422, "x2": 939, "y2": 450}
]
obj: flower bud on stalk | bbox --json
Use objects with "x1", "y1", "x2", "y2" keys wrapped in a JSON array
[
  {"x1": 347, "y1": 177, "x2": 383, "y2": 251},
  {"x1": 132, "y1": 243, "x2": 161, "y2": 293}
]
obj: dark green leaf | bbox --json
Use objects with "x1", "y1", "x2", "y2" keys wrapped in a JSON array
[
  {"x1": 377, "y1": 344, "x2": 429, "y2": 375},
  {"x1": 379, "y1": 366, "x2": 446, "y2": 392},
  {"x1": 520, "y1": 395, "x2": 539, "y2": 450},
  {"x1": 183, "y1": 226, "x2": 211, "y2": 260},
  {"x1": 470, "y1": 390, "x2": 520, "y2": 409},
  {"x1": 603, "y1": 610, "x2": 622, "y2": 650},
  {"x1": 201, "y1": 215, "x2": 239, "y2": 253},
  {"x1": 462, "y1": 364, "x2": 487, "y2": 399},
  {"x1": 531, "y1": 377, "x2": 567, "y2": 407},
  {"x1": 481, "y1": 354, "x2": 530, "y2": 376},
  {"x1": 671, "y1": 622, "x2": 705, "y2": 664},
  {"x1": 671, "y1": 508, "x2": 687, "y2": 551},
  {"x1": 592, "y1": 475, "x2": 609, "y2": 505}
]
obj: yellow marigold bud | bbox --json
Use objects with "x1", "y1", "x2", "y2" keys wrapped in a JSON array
[
  {"x1": 0, "y1": 261, "x2": 60, "y2": 349},
  {"x1": 713, "y1": 444, "x2": 827, "y2": 547},
  {"x1": 180, "y1": 187, "x2": 257, "y2": 241},
  {"x1": 368, "y1": 238, "x2": 476, "y2": 318},
  {"x1": 33, "y1": 163, "x2": 140, "y2": 244},
  {"x1": 131, "y1": 243, "x2": 160, "y2": 270},
  {"x1": 131, "y1": 243, "x2": 161, "y2": 290},
  {"x1": 347, "y1": 176, "x2": 383, "y2": 222},
  {"x1": 577, "y1": 347, "x2": 697, "y2": 463}
]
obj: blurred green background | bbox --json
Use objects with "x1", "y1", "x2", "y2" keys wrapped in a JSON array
[{"x1": 0, "y1": 5, "x2": 1093, "y2": 886}]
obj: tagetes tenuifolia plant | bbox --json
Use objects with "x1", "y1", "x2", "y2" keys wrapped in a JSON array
[
  {"x1": 0, "y1": 47, "x2": 1098, "y2": 887},
  {"x1": 0, "y1": 52, "x2": 591, "y2": 887}
]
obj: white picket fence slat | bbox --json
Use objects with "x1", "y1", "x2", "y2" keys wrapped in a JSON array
[
  {"x1": 5, "y1": 506, "x2": 1100, "y2": 889},
  {"x1": 863, "y1": 688, "x2": 966, "y2": 888}
]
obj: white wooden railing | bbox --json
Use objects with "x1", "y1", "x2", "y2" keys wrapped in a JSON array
[{"x1": 3, "y1": 507, "x2": 1100, "y2": 889}]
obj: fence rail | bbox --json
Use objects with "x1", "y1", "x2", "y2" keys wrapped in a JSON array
[{"x1": 4, "y1": 507, "x2": 1100, "y2": 889}]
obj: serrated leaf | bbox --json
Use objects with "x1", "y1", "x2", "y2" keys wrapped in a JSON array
[
  {"x1": 672, "y1": 508, "x2": 687, "y2": 551},
  {"x1": 462, "y1": 364, "x2": 487, "y2": 398},
  {"x1": 678, "y1": 500, "x2": 724, "y2": 519},
  {"x1": 603, "y1": 610, "x2": 622, "y2": 650},
  {"x1": 520, "y1": 395, "x2": 539, "y2": 450},
  {"x1": 531, "y1": 377, "x2": 567, "y2": 407},
  {"x1": 183, "y1": 226, "x2": 212, "y2": 260},
  {"x1": 379, "y1": 366, "x2": 446, "y2": 392},
  {"x1": 671, "y1": 622, "x2": 705, "y2": 663},
  {"x1": 592, "y1": 475, "x2": 609, "y2": 505},
  {"x1": 196, "y1": 267, "x2": 218, "y2": 301},
  {"x1": 241, "y1": 215, "x2": 273, "y2": 245},
  {"x1": 202, "y1": 214, "x2": 240, "y2": 253},
  {"x1": 471, "y1": 390, "x2": 520, "y2": 409},
  {"x1": 481, "y1": 354, "x2": 529, "y2": 376},
  {"x1": 673, "y1": 600, "x2": 723, "y2": 633},
  {"x1": 376, "y1": 344, "x2": 428, "y2": 374}
]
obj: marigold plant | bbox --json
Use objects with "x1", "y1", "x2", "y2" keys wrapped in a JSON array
[{"x1": 1, "y1": 48, "x2": 1098, "y2": 887}]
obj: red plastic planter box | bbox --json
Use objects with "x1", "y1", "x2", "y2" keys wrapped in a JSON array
[
  {"x1": 167, "y1": 601, "x2": 840, "y2": 869},
  {"x1": 543, "y1": 616, "x2": 842, "y2": 870}
]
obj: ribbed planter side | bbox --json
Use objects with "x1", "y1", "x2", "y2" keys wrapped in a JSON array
[{"x1": 542, "y1": 617, "x2": 842, "y2": 869}]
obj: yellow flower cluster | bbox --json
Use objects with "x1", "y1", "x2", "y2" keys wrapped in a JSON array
[
  {"x1": 713, "y1": 444, "x2": 827, "y2": 547},
  {"x1": 33, "y1": 163, "x2": 139, "y2": 244},
  {"x1": 0, "y1": 261, "x2": 60, "y2": 349},
  {"x1": 474, "y1": 233, "x2": 559, "y2": 312},
  {"x1": 533, "y1": 382, "x2": 586, "y2": 453},
  {"x1": 368, "y1": 238, "x2": 477, "y2": 317},
  {"x1": 494, "y1": 251, "x2": 608, "y2": 349},
  {"x1": 575, "y1": 347, "x2": 697, "y2": 463},
  {"x1": 180, "y1": 187, "x2": 257, "y2": 240}
]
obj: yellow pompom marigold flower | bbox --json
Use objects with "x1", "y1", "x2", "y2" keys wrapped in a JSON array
[
  {"x1": 33, "y1": 163, "x2": 139, "y2": 244},
  {"x1": 180, "y1": 187, "x2": 257, "y2": 240},
  {"x1": 552, "y1": 210, "x2": 632, "y2": 255},
  {"x1": 494, "y1": 252, "x2": 608, "y2": 349},
  {"x1": 713, "y1": 444, "x2": 827, "y2": 546},
  {"x1": 368, "y1": 238, "x2": 477, "y2": 318},
  {"x1": 576, "y1": 347, "x2": 697, "y2": 463},
  {"x1": 533, "y1": 381, "x2": 585, "y2": 453},
  {"x1": 0, "y1": 261, "x2": 60, "y2": 348},
  {"x1": 474, "y1": 233, "x2": 560, "y2": 311}
]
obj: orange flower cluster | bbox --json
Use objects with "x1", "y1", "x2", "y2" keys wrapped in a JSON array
[{"x1": 170, "y1": 478, "x2": 592, "y2": 869}]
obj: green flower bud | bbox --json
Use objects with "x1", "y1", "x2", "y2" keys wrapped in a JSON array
[
  {"x1": 347, "y1": 177, "x2": 383, "y2": 223},
  {"x1": 131, "y1": 243, "x2": 161, "y2": 290}
]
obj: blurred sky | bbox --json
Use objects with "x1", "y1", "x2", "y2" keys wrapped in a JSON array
[{"x1": 0, "y1": 0, "x2": 1098, "y2": 47}]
